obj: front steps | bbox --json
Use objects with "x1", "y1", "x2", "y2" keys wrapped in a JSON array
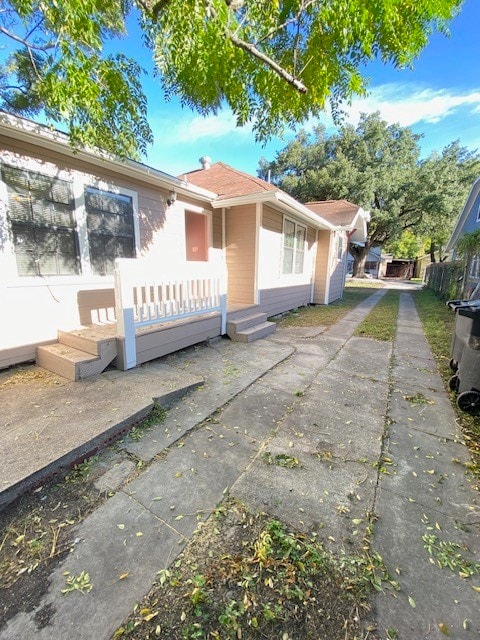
[
  {"x1": 36, "y1": 327, "x2": 117, "y2": 381},
  {"x1": 226, "y1": 311, "x2": 276, "y2": 343},
  {"x1": 36, "y1": 310, "x2": 276, "y2": 380}
]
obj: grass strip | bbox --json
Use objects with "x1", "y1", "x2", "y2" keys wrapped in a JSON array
[
  {"x1": 413, "y1": 287, "x2": 480, "y2": 482},
  {"x1": 354, "y1": 290, "x2": 401, "y2": 341},
  {"x1": 276, "y1": 282, "x2": 384, "y2": 329}
]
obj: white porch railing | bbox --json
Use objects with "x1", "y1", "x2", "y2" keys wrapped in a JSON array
[{"x1": 114, "y1": 258, "x2": 227, "y2": 369}]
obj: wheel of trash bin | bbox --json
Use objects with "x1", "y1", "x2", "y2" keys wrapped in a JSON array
[
  {"x1": 448, "y1": 375, "x2": 460, "y2": 392},
  {"x1": 457, "y1": 390, "x2": 480, "y2": 415},
  {"x1": 449, "y1": 358, "x2": 458, "y2": 372}
]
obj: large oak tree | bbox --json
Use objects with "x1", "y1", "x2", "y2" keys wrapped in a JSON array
[
  {"x1": 0, "y1": 0, "x2": 462, "y2": 157},
  {"x1": 259, "y1": 113, "x2": 480, "y2": 276}
]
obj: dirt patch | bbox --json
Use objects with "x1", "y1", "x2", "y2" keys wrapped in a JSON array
[
  {"x1": 0, "y1": 467, "x2": 104, "y2": 630},
  {"x1": 112, "y1": 499, "x2": 393, "y2": 640}
]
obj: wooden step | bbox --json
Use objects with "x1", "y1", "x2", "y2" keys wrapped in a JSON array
[
  {"x1": 227, "y1": 312, "x2": 268, "y2": 337},
  {"x1": 230, "y1": 321, "x2": 277, "y2": 343},
  {"x1": 58, "y1": 328, "x2": 117, "y2": 356},
  {"x1": 36, "y1": 343, "x2": 101, "y2": 381},
  {"x1": 37, "y1": 330, "x2": 118, "y2": 381}
]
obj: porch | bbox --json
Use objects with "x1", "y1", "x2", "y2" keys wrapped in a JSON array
[{"x1": 36, "y1": 259, "x2": 276, "y2": 381}]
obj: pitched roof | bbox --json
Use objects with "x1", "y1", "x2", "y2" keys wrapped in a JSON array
[
  {"x1": 180, "y1": 162, "x2": 277, "y2": 200},
  {"x1": 304, "y1": 200, "x2": 361, "y2": 227}
]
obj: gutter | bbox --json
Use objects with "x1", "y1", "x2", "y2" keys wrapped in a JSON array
[
  {"x1": 211, "y1": 189, "x2": 336, "y2": 231},
  {"x1": 0, "y1": 112, "x2": 216, "y2": 203}
]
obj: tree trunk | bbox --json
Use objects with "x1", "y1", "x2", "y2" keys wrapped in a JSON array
[
  {"x1": 350, "y1": 242, "x2": 370, "y2": 277},
  {"x1": 429, "y1": 239, "x2": 436, "y2": 263}
]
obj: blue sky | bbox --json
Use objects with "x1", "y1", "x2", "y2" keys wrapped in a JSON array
[{"x1": 128, "y1": 0, "x2": 480, "y2": 178}]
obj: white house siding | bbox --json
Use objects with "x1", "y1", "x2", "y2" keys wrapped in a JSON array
[
  {"x1": 0, "y1": 135, "x2": 214, "y2": 367},
  {"x1": 258, "y1": 204, "x2": 316, "y2": 293}
]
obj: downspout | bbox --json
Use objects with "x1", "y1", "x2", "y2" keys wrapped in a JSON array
[
  {"x1": 324, "y1": 231, "x2": 336, "y2": 304},
  {"x1": 255, "y1": 202, "x2": 262, "y2": 305},
  {"x1": 344, "y1": 228, "x2": 357, "y2": 286},
  {"x1": 310, "y1": 228, "x2": 318, "y2": 303},
  {"x1": 221, "y1": 207, "x2": 227, "y2": 334},
  {"x1": 222, "y1": 207, "x2": 226, "y2": 257}
]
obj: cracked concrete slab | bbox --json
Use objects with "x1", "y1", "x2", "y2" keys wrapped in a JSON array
[{"x1": 0, "y1": 492, "x2": 186, "y2": 640}]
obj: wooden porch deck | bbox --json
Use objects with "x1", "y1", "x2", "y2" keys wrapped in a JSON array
[{"x1": 36, "y1": 303, "x2": 276, "y2": 381}]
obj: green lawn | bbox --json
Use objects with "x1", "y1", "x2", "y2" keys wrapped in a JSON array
[
  {"x1": 354, "y1": 289, "x2": 401, "y2": 341},
  {"x1": 413, "y1": 288, "x2": 480, "y2": 481},
  {"x1": 275, "y1": 281, "x2": 384, "y2": 329}
]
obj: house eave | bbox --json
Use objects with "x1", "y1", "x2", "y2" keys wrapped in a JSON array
[
  {"x1": 0, "y1": 112, "x2": 216, "y2": 203},
  {"x1": 212, "y1": 190, "x2": 336, "y2": 231},
  {"x1": 446, "y1": 177, "x2": 480, "y2": 253}
]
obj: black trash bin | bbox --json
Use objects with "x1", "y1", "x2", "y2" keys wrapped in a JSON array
[
  {"x1": 450, "y1": 307, "x2": 480, "y2": 414},
  {"x1": 447, "y1": 300, "x2": 480, "y2": 376}
]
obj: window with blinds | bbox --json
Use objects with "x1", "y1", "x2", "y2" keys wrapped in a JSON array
[
  {"x1": 282, "y1": 217, "x2": 306, "y2": 275},
  {"x1": 2, "y1": 165, "x2": 79, "y2": 276},
  {"x1": 85, "y1": 187, "x2": 135, "y2": 275}
]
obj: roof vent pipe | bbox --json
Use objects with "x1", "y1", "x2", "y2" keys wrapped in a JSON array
[{"x1": 200, "y1": 155, "x2": 211, "y2": 170}]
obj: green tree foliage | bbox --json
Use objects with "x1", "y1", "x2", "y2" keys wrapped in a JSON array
[
  {"x1": 1, "y1": 0, "x2": 462, "y2": 156},
  {"x1": 259, "y1": 113, "x2": 480, "y2": 275},
  {"x1": 0, "y1": 0, "x2": 153, "y2": 158},
  {"x1": 406, "y1": 141, "x2": 480, "y2": 261},
  {"x1": 141, "y1": 0, "x2": 461, "y2": 142},
  {"x1": 385, "y1": 231, "x2": 425, "y2": 260}
]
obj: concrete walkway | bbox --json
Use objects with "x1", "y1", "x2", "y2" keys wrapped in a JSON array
[{"x1": 1, "y1": 283, "x2": 479, "y2": 639}]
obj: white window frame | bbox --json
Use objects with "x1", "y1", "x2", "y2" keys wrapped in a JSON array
[
  {"x1": 282, "y1": 216, "x2": 306, "y2": 275},
  {"x1": 82, "y1": 180, "x2": 139, "y2": 276},
  {"x1": 337, "y1": 233, "x2": 344, "y2": 261},
  {"x1": 0, "y1": 153, "x2": 140, "y2": 282}
]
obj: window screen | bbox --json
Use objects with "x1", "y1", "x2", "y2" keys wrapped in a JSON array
[
  {"x1": 2, "y1": 165, "x2": 78, "y2": 276},
  {"x1": 85, "y1": 187, "x2": 135, "y2": 275}
]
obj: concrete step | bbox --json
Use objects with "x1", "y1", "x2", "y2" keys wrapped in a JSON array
[
  {"x1": 227, "y1": 312, "x2": 268, "y2": 338},
  {"x1": 230, "y1": 321, "x2": 277, "y2": 343}
]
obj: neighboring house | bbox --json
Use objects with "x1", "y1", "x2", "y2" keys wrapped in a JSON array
[
  {"x1": 346, "y1": 245, "x2": 386, "y2": 278},
  {"x1": 414, "y1": 252, "x2": 441, "y2": 281},
  {"x1": 0, "y1": 114, "x2": 367, "y2": 379},
  {"x1": 445, "y1": 177, "x2": 480, "y2": 295},
  {"x1": 301, "y1": 200, "x2": 371, "y2": 277}
]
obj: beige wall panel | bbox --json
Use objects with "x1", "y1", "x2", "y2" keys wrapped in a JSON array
[
  {"x1": 135, "y1": 315, "x2": 221, "y2": 364},
  {"x1": 212, "y1": 210, "x2": 222, "y2": 249},
  {"x1": 225, "y1": 205, "x2": 256, "y2": 304},
  {"x1": 312, "y1": 230, "x2": 330, "y2": 303},
  {"x1": 262, "y1": 205, "x2": 283, "y2": 233},
  {"x1": 259, "y1": 285, "x2": 311, "y2": 317}
]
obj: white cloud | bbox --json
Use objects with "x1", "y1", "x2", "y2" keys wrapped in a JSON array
[
  {"x1": 172, "y1": 110, "x2": 252, "y2": 143},
  {"x1": 343, "y1": 84, "x2": 480, "y2": 128}
]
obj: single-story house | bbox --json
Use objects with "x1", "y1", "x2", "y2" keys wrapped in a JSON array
[
  {"x1": 445, "y1": 177, "x2": 480, "y2": 296},
  {"x1": 299, "y1": 199, "x2": 370, "y2": 279},
  {"x1": 346, "y1": 246, "x2": 387, "y2": 278},
  {"x1": 0, "y1": 113, "x2": 368, "y2": 380}
]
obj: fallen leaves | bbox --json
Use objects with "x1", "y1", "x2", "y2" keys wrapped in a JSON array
[{"x1": 61, "y1": 570, "x2": 93, "y2": 594}]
